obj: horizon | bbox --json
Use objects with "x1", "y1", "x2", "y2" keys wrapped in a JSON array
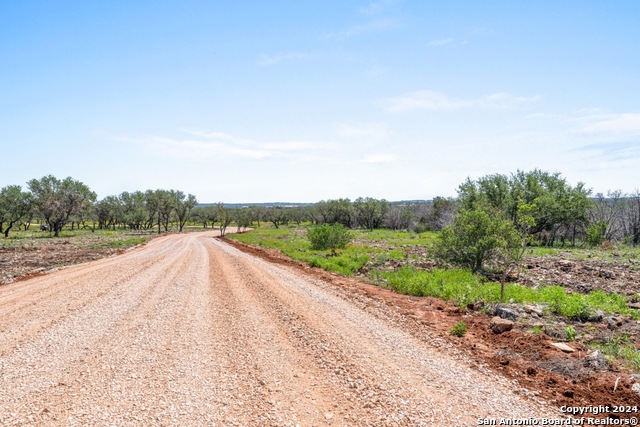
[{"x1": 2, "y1": 1, "x2": 639, "y2": 203}]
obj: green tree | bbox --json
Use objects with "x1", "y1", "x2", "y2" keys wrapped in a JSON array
[
  {"x1": 266, "y1": 207, "x2": 288, "y2": 229},
  {"x1": 315, "y1": 199, "x2": 353, "y2": 227},
  {"x1": 586, "y1": 220, "x2": 607, "y2": 247},
  {"x1": 119, "y1": 191, "x2": 149, "y2": 230},
  {"x1": 28, "y1": 175, "x2": 97, "y2": 237},
  {"x1": 353, "y1": 197, "x2": 389, "y2": 231},
  {"x1": 216, "y1": 203, "x2": 233, "y2": 236},
  {"x1": 145, "y1": 189, "x2": 175, "y2": 233},
  {"x1": 432, "y1": 205, "x2": 522, "y2": 274},
  {"x1": 0, "y1": 185, "x2": 32, "y2": 238},
  {"x1": 233, "y1": 207, "x2": 252, "y2": 233},
  {"x1": 95, "y1": 195, "x2": 122, "y2": 230},
  {"x1": 457, "y1": 169, "x2": 592, "y2": 245},
  {"x1": 190, "y1": 205, "x2": 217, "y2": 228},
  {"x1": 173, "y1": 191, "x2": 198, "y2": 232}
]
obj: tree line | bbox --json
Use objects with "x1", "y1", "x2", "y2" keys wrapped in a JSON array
[
  {"x1": 2, "y1": 171, "x2": 639, "y2": 247},
  {"x1": 0, "y1": 175, "x2": 198, "y2": 237}
]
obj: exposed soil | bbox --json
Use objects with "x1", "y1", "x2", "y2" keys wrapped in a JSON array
[
  {"x1": 0, "y1": 234, "x2": 152, "y2": 285},
  {"x1": 522, "y1": 255, "x2": 640, "y2": 297},
  {"x1": 223, "y1": 238, "x2": 640, "y2": 420},
  {"x1": 0, "y1": 231, "x2": 565, "y2": 426}
]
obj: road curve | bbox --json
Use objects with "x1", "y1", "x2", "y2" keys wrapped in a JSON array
[{"x1": 0, "y1": 231, "x2": 557, "y2": 426}]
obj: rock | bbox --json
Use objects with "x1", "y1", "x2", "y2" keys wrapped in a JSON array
[
  {"x1": 524, "y1": 305, "x2": 544, "y2": 317},
  {"x1": 606, "y1": 316, "x2": 623, "y2": 330},
  {"x1": 490, "y1": 317, "x2": 514, "y2": 334},
  {"x1": 495, "y1": 306, "x2": 519, "y2": 321},
  {"x1": 576, "y1": 283, "x2": 593, "y2": 293},
  {"x1": 588, "y1": 311, "x2": 604, "y2": 322},
  {"x1": 550, "y1": 342, "x2": 575, "y2": 353},
  {"x1": 583, "y1": 350, "x2": 608, "y2": 370},
  {"x1": 632, "y1": 383, "x2": 640, "y2": 397},
  {"x1": 558, "y1": 260, "x2": 574, "y2": 271}
]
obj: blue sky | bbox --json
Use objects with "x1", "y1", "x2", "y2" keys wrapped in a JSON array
[{"x1": 1, "y1": 1, "x2": 639, "y2": 202}]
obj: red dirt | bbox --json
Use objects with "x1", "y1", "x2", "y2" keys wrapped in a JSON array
[{"x1": 222, "y1": 237, "x2": 640, "y2": 419}]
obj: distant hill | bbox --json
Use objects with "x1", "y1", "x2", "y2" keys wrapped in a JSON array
[
  {"x1": 197, "y1": 202, "x2": 315, "y2": 209},
  {"x1": 198, "y1": 200, "x2": 431, "y2": 208}
]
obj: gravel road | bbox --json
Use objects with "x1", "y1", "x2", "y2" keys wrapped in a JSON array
[{"x1": 0, "y1": 231, "x2": 559, "y2": 426}]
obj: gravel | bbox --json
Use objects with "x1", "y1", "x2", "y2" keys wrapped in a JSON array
[{"x1": 0, "y1": 231, "x2": 559, "y2": 426}]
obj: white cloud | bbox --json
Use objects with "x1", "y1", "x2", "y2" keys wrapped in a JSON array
[
  {"x1": 337, "y1": 122, "x2": 389, "y2": 139},
  {"x1": 121, "y1": 131, "x2": 327, "y2": 162},
  {"x1": 360, "y1": 154, "x2": 398, "y2": 163},
  {"x1": 122, "y1": 136, "x2": 271, "y2": 160},
  {"x1": 380, "y1": 90, "x2": 540, "y2": 113},
  {"x1": 183, "y1": 130, "x2": 238, "y2": 141},
  {"x1": 578, "y1": 113, "x2": 640, "y2": 139},
  {"x1": 262, "y1": 141, "x2": 321, "y2": 151}
]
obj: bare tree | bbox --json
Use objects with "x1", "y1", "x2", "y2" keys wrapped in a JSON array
[
  {"x1": 622, "y1": 190, "x2": 640, "y2": 246},
  {"x1": 383, "y1": 205, "x2": 414, "y2": 230},
  {"x1": 590, "y1": 190, "x2": 625, "y2": 241}
]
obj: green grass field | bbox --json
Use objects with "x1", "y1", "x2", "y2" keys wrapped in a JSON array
[
  {"x1": 229, "y1": 225, "x2": 438, "y2": 276},
  {"x1": 227, "y1": 224, "x2": 640, "y2": 371}
]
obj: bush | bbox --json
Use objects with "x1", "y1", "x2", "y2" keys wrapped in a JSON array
[
  {"x1": 432, "y1": 206, "x2": 522, "y2": 273},
  {"x1": 586, "y1": 221, "x2": 607, "y2": 247},
  {"x1": 564, "y1": 325, "x2": 576, "y2": 341},
  {"x1": 450, "y1": 321, "x2": 467, "y2": 337},
  {"x1": 307, "y1": 224, "x2": 352, "y2": 254}
]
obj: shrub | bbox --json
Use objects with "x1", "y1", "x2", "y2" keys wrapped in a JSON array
[
  {"x1": 307, "y1": 224, "x2": 352, "y2": 254},
  {"x1": 432, "y1": 206, "x2": 523, "y2": 273},
  {"x1": 564, "y1": 325, "x2": 576, "y2": 341},
  {"x1": 450, "y1": 321, "x2": 467, "y2": 337},
  {"x1": 586, "y1": 221, "x2": 607, "y2": 247}
]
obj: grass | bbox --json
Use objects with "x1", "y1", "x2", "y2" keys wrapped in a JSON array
[
  {"x1": 379, "y1": 266, "x2": 637, "y2": 320},
  {"x1": 227, "y1": 225, "x2": 640, "y2": 370},
  {"x1": 352, "y1": 228, "x2": 438, "y2": 246},
  {"x1": 106, "y1": 237, "x2": 148, "y2": 248},
  {"x1": 229, "y1": 225, "x2": 639, "y2": 319},
  {"x1": 593, "y1": 335, "x2": 640, "y2": 371},
  {"x1": 230, "y1": 225, "x2": 371, "y2": 276},
  {"x1": 450, "y1": 321, "x2": 467, "y2": 337},
  {"x1": 228, "y1": 225, "x2": 437, "y2": 277}
]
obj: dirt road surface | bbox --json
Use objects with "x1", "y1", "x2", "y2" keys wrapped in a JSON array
[{"x1": 0, "y1": 231, "x2": 559, "y2": 426}]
